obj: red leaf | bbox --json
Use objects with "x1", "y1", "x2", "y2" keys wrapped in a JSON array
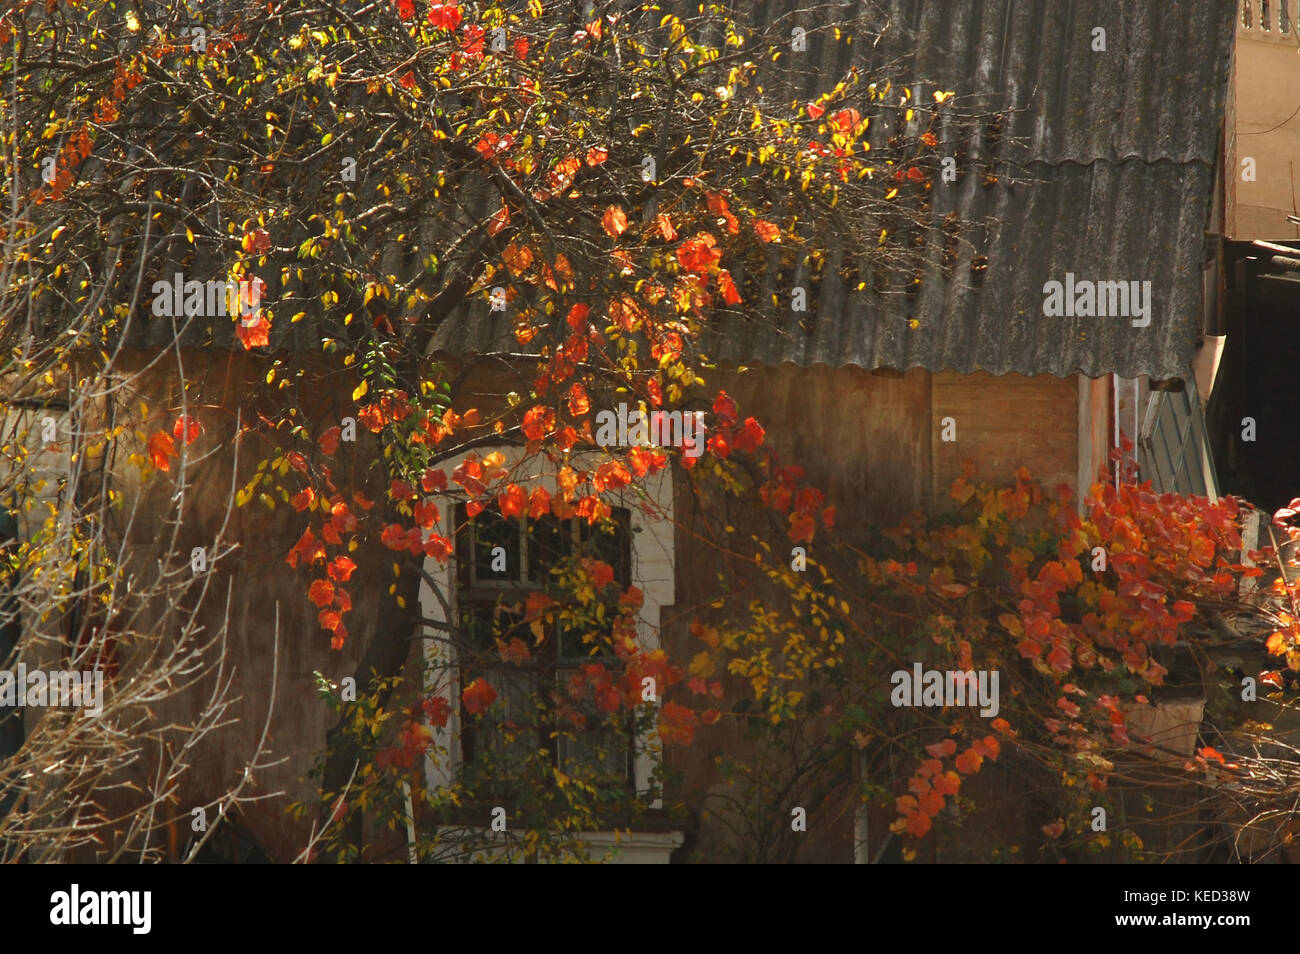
[
  {"x1": 602, "y1": 205, "x2": 628, "y2": 238},
  {"x1": 568, "y1": 382, "x2": 590, "y2": 417},
  {"x1": 753, "y1": 220, "x2": 781, "y2": 243},
  {"x1": 585, "y1": 146, "x2": 608, "y2": 166},
  {"x1": 147, "y1": 431, "x2": 175, "y2": 471},
  {"x1": 235, "y1": 315, "x2": 271, "y2": 349},
  {"x1": 308, "y1": 579, "x2": 335, "y2": 608},
  {"x1": 522, "y1": 405, "x2": 555, "y2": 442},
  {"x1": 395, "y1": 0, "x2": 414, "y2": 20},
  {"x1": 173, "y1": 414, "x2": 202, "y2": 445},
  {"x1": 418, "y1": 468, "x2": 445, "y2": 494},
  {"x1": 498, "y1": 637, "x2": 531, "y2": 663},
  {"x1": 717, "y1": 269, "x2": 741, "y2": 305},
  {"x1": 426, "y1": 2, "x2": 462, "y2": 29},
  {"x1": 498, "y1": 483, "x2": 527, "y2": 518},
  {"x1": 462, "y1": 677, "x2": 498, "y2": 715},
  {"x1": 583, "y1": 559, "x2": 615, "y2": 588},
  {"x1": 566, "y1": 302, "x2": 591, "y2": 330},
  {"x1": 677, "y1": 233, "x2": 720, "y2": 273},
  {"x1": 319, "y1": 426, "x2": 342, "y2": 455},
  {"x1": 807, "y1": 102, "x2": 825, "y2": 119},
  {"x1": 327, "y1": 556, "x2": 357, "y2": 582}
]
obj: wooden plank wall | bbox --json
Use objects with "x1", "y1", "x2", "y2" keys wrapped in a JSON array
[{"x1": 930, "y1": 371, "x2": 1080, "y2": 505}]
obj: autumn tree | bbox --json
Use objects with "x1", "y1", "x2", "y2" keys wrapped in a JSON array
[{"x1": 4, "y1": 0, "x2": 1018, "y2": 861}]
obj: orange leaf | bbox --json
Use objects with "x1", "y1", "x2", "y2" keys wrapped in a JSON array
[
  {"x1": 602, "y1": 205, "x2": 628, "y2": 238},
  {"x1": 173, "y1": 414, "x2": 202, "y2": 445},
  {"x1": 522, "y1": 405, "x2": 555, "y2": 442},
  {"x1": 147, "y1": 431, "x2": 175, "y2": 471},
  {"x1": 717, "y1": 269, "x2": 741, "y2": 305},
  {"x1": 327, "y1": 556, "x2": 357, "y2": 582},
  {"x1": 567, "y1": 382, "x2": 590, "y2": 416},
  {"x1": 308, "y1": 579, "x2": 335, "y2": 608},
  {"x1": 585, "y1": 146, "x2": 608, "y2": 166},
  {"x1": 319, "y1": 426, "x2": 342, "y2": 455},
  {"x1": 1197, "y1": 745, "x2": 1226, "y2": 765},
  {"x1": 654, "y1": 213, "x2": 678, "y2": 242},
  {"x1": 752, "y1": 219, "x2": 780, "y2": 243},
  {"x1": 498, "y1": 483, "x2": 527, "y2": 518},
  {"x1": 503, "y1": 243, "x2": 533, "y2": 275},
  {"x1": 904, "y1": 812, "x2": 931, "y2": 838},
  {"x1": 462, "y1": 677, "x2": 498, "y2": 715}
]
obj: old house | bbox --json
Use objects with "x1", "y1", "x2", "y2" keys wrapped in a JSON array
[{"x1": 2, "y1": 0, "x2": 1246, "y2": 863}]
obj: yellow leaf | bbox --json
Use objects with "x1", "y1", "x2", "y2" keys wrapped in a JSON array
[
  {"x1": 689, "y1": 651, "x2": 715, "y2": 678},
  {"x1": 352, "y1": 380, "x2": 368, "y2": 401}
]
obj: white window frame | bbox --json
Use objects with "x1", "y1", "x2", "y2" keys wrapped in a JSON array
[{"x1": 416, "y1": 445, "x2": 680, "y2": 856}]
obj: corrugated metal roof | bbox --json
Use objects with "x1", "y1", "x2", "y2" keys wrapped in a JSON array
[
  {"x1": 124, "y1": 1, "x2": 1235, "y2": 382},
  {"x1": 429, "y1": 0, "x2": 1236, "y2": 380}
]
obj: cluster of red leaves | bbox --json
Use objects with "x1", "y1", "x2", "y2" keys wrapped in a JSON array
[
  {"x1": 703, "y1": 391, "x2": 766, "y2": 461},
  {"x1": 892, "y1": 729, "x2": 1008, "y2": 838},
  {"x1": 757, "y1": 460, "x2": 836, "y2": 544},
  {"x1": 146, "y1": 414, "x2": 205, "y2": 471},
  {"x1": 375, "y1": 696, "x2": 452, "y2": 770},
  {"x1": 290, "y1": 509, "x2": 363, "y2": 648},
  {"x1": 356, "y1": 389, "x2": 417, "y2": 434},
  {"x1": 1254, "y1": 498, "x2": 1300, "y2": 684},
  {"x1": 41, "y1": 60, "x2": 142, "y2": 202},
  {"x1": 886, "y1": 464, "x2": 1258, "y2": 841},
  {"x1": 283, "y1": 434, "x2": 378, "y2": 648}
]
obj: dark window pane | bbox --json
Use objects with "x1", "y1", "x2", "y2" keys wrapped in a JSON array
[
  {"x1": 526, "y1": 513, "x2": 571, "y2": 582},
  {"x1": 465, "y1": 507, "x2": 520, "y2": 584},
  {"x1": 578, "y1": 508, "x2": 631, "y2": 584}
]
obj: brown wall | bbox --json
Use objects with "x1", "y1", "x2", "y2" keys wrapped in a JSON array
[
  {"x1": 931, "y1": 370, "x2": 1079, "y2": 505},
  {"x1": 76, "y1": 349, "x2": 383, "y2": 862},
  {"x1": 663, "y1": 363, "x2": 1085, "y2": 862},
  {"x1": 70, "y1": 353, "x2": 1087, "y2": 862}
]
